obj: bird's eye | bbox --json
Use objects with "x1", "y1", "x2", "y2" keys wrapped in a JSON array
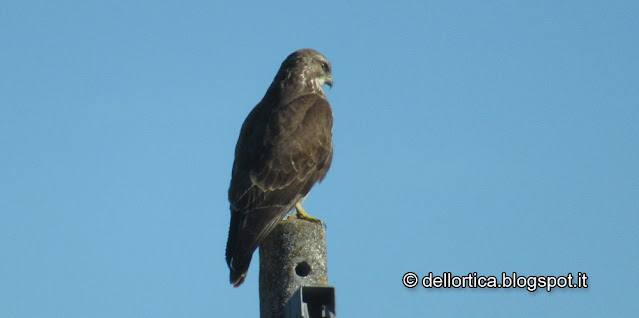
[{"x1": 321, "y1": 62, "x2": 329, "y2": 72}]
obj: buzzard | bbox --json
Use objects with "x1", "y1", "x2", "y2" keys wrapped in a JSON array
[{"x1": 225, "y1": 49, "x2": 334, "y2": 287}]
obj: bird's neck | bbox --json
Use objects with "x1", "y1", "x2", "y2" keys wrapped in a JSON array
[{"x1": 263, "y1": 72, "x2": 323, "y2": 106}]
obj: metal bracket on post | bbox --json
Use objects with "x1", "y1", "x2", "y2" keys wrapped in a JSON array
[{"x1": 284, "y1": 285, "x2": 336, "y2": 318}]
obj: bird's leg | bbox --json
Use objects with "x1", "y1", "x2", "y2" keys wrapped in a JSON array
[{"x1": 295, "y1": 203, "x2": 324, "y2": 225}]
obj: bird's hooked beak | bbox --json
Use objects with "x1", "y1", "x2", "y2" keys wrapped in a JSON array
[{"x1": 325, "y1": 74, "x2": 333, "y2": 89}]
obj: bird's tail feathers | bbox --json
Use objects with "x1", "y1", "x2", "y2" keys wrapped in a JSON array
[
  {"x1": 226, "y1": 211, "x2": 253, "y2": 287},
  {"x1": 229, "y1": 258, "x2": 250, "y2": 287},
  {"x1": 225, "y1": 211, "x2": 243, "y2": 266},
  {"x1": 226, "y1": 205, "x2": 291, "y2": 287}
]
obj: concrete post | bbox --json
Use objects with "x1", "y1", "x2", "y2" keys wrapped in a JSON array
[{"x1": 259, "y1": 217, "x2": 328, "y2": 318}]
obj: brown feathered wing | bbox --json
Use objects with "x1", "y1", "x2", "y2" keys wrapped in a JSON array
[{"x1": 226, "y1": 93, "x2": 333, "y2": 286}]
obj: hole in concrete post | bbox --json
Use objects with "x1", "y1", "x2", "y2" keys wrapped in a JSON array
[{"x1": 295, "y1": 261, "x2": 311, "y2": 277}]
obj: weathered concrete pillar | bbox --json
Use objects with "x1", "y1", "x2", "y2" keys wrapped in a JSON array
[{"x1": 259, "y1": 217, "x2": 328, "y2": 318}]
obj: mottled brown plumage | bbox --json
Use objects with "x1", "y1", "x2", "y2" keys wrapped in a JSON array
[{"x1": 226, "y1": 49, "x2": 334, "y2": 287}]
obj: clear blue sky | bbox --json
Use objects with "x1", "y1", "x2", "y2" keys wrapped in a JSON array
[{"x1": 1, "y1": 1, "x2": 637, "y2": 317}]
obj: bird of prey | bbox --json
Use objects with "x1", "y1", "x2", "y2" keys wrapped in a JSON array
[{"x1": 225, "y1": 49, "x2": 334, "y2": 287}]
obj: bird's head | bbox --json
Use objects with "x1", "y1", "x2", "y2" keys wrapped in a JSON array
[{"x1": 277, "y1": 49, "x2": 333, "y2": 95}]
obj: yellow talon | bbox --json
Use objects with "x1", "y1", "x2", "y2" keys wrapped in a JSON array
[{"x1": 295, "y1": 203, "x2": 324, "y2": 225}]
